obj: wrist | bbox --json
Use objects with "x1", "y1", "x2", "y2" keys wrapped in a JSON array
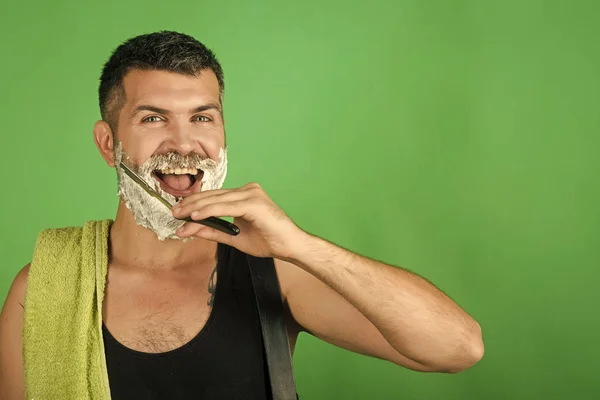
[
  {"x1": 279, "y1": 228, "x2": 317, "y2": 265},
  {"x1": 284, "y1": 230, "x2": 329, "y2": 269}
]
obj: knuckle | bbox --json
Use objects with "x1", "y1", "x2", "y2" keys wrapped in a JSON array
[{"x1": 246, "y1": 182, "x2": 262, "y2": 190}]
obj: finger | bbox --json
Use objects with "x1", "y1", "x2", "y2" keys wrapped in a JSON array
[
  {"x1": 177, "y1": 183, "x2": 257, "y2": 205},
  {"x1": 193, "y1": 225, "x2": 234, "y2": 245},
  {"x1": 176, "y1": 189, "x2": 231, "y2": 206},
  {"x1": 189, "y1": 201, "x2": 248, "y2": 222},
  {"x1": 173, "y1": 191, "x2": 253, "y2": 218},
  {"x1": 176, "y1": 222, "x2": 234, "y2": 246},
  {"x1": 178, "y1": 183, "x2": 262, "y2": 205},
  {"x1": 176, "y1": 222, "x2": 203, "y2": 237}
]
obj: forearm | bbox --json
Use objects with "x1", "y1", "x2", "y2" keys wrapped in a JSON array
[{"x1": 287, "y1": 233, "x2": 484, "y2": 371}]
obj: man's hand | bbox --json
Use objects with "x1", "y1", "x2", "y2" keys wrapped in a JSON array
[{"x1": 172, "y1": 182, "x2": 305, "y2": 260}]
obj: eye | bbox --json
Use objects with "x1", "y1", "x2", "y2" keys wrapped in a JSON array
[
  {"x1": 142, "y1": 115, "x2": 164, "y2": 123},
  {"x1": 193, "y1": 115, "x2": 211, "y2": 122}
]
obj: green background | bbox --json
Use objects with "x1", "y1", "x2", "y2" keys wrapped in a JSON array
[{"x1": 1, "y1": 1, "x2": 599, "y2": 399}]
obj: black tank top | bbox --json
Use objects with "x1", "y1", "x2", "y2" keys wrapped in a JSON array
[{"x1": 102, "y1": 243, "x2": 273, "y2": 400}]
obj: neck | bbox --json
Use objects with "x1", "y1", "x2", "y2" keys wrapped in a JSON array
[{"x1": 109, "y1": 201, "x2": 217, "y2": 270}]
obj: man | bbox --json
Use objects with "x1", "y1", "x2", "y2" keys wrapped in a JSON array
[{"x1": 0, "y1": 31, "x2": 484, "y2": 399}]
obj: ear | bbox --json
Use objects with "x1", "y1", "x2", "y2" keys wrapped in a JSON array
[{"x1": 94, "y1": 120, "x2": 116, "y2": 167}]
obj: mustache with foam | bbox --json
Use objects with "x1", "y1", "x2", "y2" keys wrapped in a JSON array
[
  {"x1": 141, "y1": 152, "x2": 217, "y2": 173},
  {"x1": 115, "y1": 143, "x2": 222, "y2": 175}
]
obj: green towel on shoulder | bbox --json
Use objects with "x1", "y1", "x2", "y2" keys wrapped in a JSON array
[{"x1": 23, "y1": 220, "x2": 113, "y2": 399}]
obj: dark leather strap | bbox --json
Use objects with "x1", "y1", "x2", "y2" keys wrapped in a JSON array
[{"x1": 247, "y1": 254, "x2": 298, "y2": 400}]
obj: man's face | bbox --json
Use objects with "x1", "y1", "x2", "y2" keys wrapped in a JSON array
[{"x1": 112, "y1": 69, "x2": 227, "y2": 240}]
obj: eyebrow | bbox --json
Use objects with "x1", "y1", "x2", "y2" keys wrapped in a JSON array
[{"x1": 131, "y1": 103, "x2": 222, "y2": 118}]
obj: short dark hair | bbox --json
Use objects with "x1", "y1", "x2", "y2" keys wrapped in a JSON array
[{"x1": 98, "y1": 31, "x2": 224, "y2": 131}]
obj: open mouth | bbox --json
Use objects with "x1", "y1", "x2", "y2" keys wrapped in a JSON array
[{"x1": 152, "y1": 167, "x2": 203, "y2": 197}]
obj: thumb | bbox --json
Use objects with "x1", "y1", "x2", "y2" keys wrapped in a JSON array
[{"x1": 194, "y1": 225, "x2": 235, "y2": 246}]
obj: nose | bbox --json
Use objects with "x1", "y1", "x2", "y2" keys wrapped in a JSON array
[{"x1": 164, "y1": 125, "x2": 197, "y2": 156}]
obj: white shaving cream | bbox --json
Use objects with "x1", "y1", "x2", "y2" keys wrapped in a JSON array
[{"x1": 114, "y1": 142, "x2": 228, "y2": 241}]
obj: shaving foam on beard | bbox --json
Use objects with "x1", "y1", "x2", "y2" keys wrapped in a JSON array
[{"x1": 114, "y1": 142, "x2": 228, "y2": 241}]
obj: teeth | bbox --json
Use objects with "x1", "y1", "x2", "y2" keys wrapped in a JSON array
[{"x1": 159, "y1": 167, "x2": 198, "y2": 175}]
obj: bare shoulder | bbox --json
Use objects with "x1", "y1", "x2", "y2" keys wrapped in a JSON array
[
  {"x1": 0, "y1": 263, "x2": 30, "y2": 400},
  {"x1": 2, "y1": 264, "x2": 30, "y2": 310}
]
